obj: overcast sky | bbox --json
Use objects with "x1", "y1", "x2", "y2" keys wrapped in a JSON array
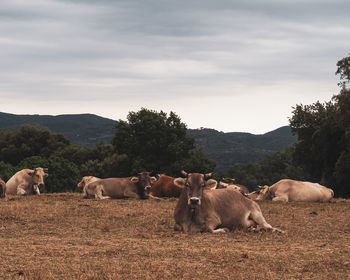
[{"x1": 1, "y1": 0, "x2": 349, "y2": 134}]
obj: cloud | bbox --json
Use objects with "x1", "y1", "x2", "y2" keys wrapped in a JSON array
[{"x1": 0, "y1": 0, "x2": 349, "y2": 133}]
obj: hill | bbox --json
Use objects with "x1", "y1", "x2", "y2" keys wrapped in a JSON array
[
  {"x1": 0, "y1": 112, "x2": 116, "y2": 147},
  {"x1": 187, "y1": 126, "x2": 297, "y2": 170},
  {"x1": 0, "y1": 112, "x2": 297, "y2": 170}
]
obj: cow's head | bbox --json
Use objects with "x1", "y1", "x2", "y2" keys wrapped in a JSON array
[
  {"x1": 174, "y1": 171, "x2": 216, "y2": 208},
  {"x1": 255, "y1": 185, "x2": 271, "y2": 201},
  {"x1": 77, "y1": 176, "x2": 96, "y2": 188},
  {"x1": 27, "y1": 167, "x2": 48, "y2": 195},
  {"x1": 130, "y1": 172, "x2": 157, "y2": 198}
]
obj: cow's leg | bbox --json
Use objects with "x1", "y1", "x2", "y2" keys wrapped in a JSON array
[
  {"x1": 249, "y1": 210, "x2": 283, "y2": 233},
  {"x1": 174, "y1": 223, "x2": 183, "y2": 231},
  {"x1": 123, "y1": 189, "x2": 140, "y2": 199},
  {"x1": 94, "y1": 186, "x2": 110, "y2": 200},
  {"x1": 272, "y1": 195, "x2": 288, "y2": 202},
  {"x1": 212, "y1": 228, "x2": 229, "y2": 233},
  {"x1": 17, "y1": 185, "x2": 27, "y2": 195},
  {"x1": 204, "y1": 215, "x2": 226, "y2": 233},
  {"x1": 148, "y1": 194, "x2": 162, "y2": 200},
  {"x1": 83, "y1": 186, "x2": 89, "y2": 198}
]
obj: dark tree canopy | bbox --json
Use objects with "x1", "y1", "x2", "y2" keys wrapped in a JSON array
[
  {"x1": 288, "y1": 54, "x2": 350, "y2": 197},
  {"x1": 0, "y1": 125, "x2": 70, "y2": 166},
  {"x1": 218, "y1": 147, "x2": 307, "y2": 191},
  {"x1": 336, "y1": 54, "x2": 350, "y2": 88},
  {"x1": 112, "y1": 108, "x2": 215, "y2": 176}
]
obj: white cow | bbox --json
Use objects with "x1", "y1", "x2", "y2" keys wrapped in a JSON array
[
  {"x1": 6, "y1": 168, "x2": 48, "y2": 195},
  {"x1": 256, "y1": 179, "x2": 334, "y2": 202}
]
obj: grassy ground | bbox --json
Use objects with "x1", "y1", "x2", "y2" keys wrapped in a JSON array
[{"x1": 0, "y1": 194, "x2": 349, "y2": 279}]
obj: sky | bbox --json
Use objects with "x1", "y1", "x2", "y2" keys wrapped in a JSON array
[{"x1": 1, "y1": 0, "x2": 349, "y2": 134}]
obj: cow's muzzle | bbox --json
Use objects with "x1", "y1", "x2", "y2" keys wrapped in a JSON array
[
  {"x1": 144, "y1": 185, "x2": 152, "y2": 192},
  {"x1": 189, "y1": 197, "x2": 201, "y2": 206}
]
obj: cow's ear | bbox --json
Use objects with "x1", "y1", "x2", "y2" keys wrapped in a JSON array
[
  {"x1": 150, "y1": 176, "x2": 157, "y2": 183},
  {"x1": 206, "y1": 179, "x2": 217, "y2": 189},
  {"x1": 130, "y1": 177, "x2": 139, "y2": 183},
  {"x1": 27, "y1": 171, "x2": 34, "y2": 176},
  {"x1": 44, "y1": 173, "x2": 49, "y2": 178},
  {"x1": 174, "y1": 178, "x2": 185, "y2": 187}
]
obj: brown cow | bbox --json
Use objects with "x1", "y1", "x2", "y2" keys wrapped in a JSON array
[
  {"x1": 173, "y1": 172, "x2": 282, "y2": 233},
  {"x1": 84, "y1": 172, "x2": 156, "y2": 200},
  {"x1": 0, "y1": 179, "x2": 6, "y2": 198},
  {"x1": 150, "y1": 174, "x2": 217, "y2": 198},
  {"x1": 149, "y1": 175, "x2": 184, "y2": 198},
  {"x1": 6, "y1": 168, "x2": 48, "y2": 195}
]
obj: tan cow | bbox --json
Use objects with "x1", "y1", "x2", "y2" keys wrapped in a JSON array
[
  {"x1": 6, "y1": 168, "x2": 48, "y2": 195},
  {"x1": 0, "y1": 179, "x2": 6, "y2": 198},
  {"x1": 256, "y1": 179, "x2": 334, "y2": 202},
  {"x1": 84, "y1": 172, "x2": 157, "y2": 200},
  {"x1": 77, "y1": 176, "x2": 100, "y2": 197},
  {"x1": 218, "y1": 177, "x2": 250, "y2": 195},
  {"x1": 173, "y1": 172, "x2": 282, "y2": 233}
]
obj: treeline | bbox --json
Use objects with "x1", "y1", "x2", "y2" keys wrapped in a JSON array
[
  {"x1": 219, "y1": 54, "x2": 350, "y2": 198},
  {"x1": 0, "y1": 109, "x2": 216, "y2": 192}
]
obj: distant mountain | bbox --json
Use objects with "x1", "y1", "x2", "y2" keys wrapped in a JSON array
[
  {"x1": 187, "y1": 126, "x2": 297, "y2": 170},
  {"x1": 0, "y1": 112, "x2": 297, "y2": 170},
  {"x1": 0, "y1": 112, "x2": 116, "y2": 147}
]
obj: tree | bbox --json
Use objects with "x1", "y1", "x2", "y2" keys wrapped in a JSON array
[
  {"x1": 0, "y1": 125, "x2": 70, "y2": 166},
  {"x1": 336, "y1": 54, "x2": 350, "y2": 88},
  {"x1": 218, "y1": 147, "x2": 306, "y2": 191},
  {"x1": 0, "y1": 161, "x2": 16, "y2": 182},
  {"x1": 289, "y1": 54, "x2": 350, "y2": 197},
  {"x1": 112, "y1": 108, "x2": 216, "y2": 175}
]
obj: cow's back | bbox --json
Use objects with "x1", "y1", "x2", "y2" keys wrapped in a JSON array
[
  {"x1": 271, "y1": 179, "x2": 333, "y2": 202},
  {"x1": 91, "y1": 178, "x2": 138, "y2": 198},
  {"x1": 5, "y1": 169, "x2": 31, "y2": 195}
]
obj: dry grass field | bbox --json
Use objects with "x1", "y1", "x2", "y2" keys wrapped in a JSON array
[{"x1": 0, "y1": 194, "x2": 349, "y2": 280}]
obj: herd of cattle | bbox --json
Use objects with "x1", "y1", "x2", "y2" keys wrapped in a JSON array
[{"x1": 0, "y1": 167, "x2": 335, "y2": 233}]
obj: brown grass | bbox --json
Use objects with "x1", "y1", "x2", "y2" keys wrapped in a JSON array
[{"x1": 0, "y1": 194, "x2": 350, "y2": 279}]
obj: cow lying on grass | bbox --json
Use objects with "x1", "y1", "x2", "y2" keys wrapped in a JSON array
[
  {"x1": 83, "y1": 172, "x2": 156, "y2": 200},
  {"x1": 77, "y1": 176, "x2": 101, "y2": 196},
  {"x1": 256, "y1": 179, "x2": 334, "y2": 202},
  {"x1": 6, "y1": 168, "x2": 48, "y2": 195},
  {"x1": 173, "y1": 172, "x2": 282, "y2": 233},
  {"x1": 149, "y1": 174, "x2": 184, "y2": 198}
]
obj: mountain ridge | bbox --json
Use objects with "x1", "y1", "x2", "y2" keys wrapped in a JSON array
[{"x1": 0, "y1": 112, "x2": 297, "y2": 170}]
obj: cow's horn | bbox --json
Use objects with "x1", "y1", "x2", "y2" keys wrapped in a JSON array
[
  {"x1": 224, "y1": 177, "x2": 235, "y2": 182},
  {"x1": 181, "y1": 170, "x2": 188, "y2": 177},
  {"x1": 204, "y1": 172, "x2": 213, "y2": 179}
]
